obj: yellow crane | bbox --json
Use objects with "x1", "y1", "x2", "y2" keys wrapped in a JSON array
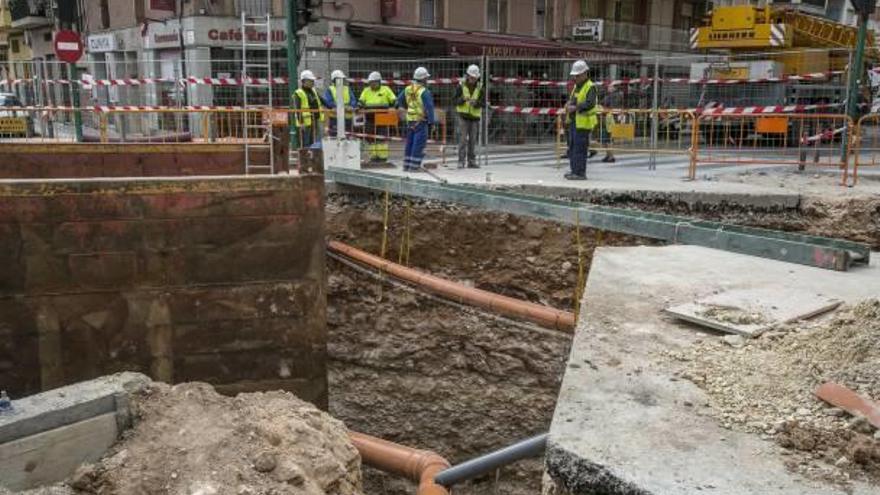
[{"x1": 690, "y1": 5, "x2": 875, "y2": 74}]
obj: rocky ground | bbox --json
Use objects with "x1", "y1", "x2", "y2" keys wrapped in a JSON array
[
  {"x1": 666, "y1": 300, "x2": 880, "y2": 488},
  {"x1": 325, "y1": 196, "x2": 649, "y2": 494},
  {"x1": 4, "y1": 382, "x2": 362, "y2": 495}
]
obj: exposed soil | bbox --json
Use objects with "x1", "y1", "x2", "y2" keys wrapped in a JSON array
[
  {"x1": 669, "y1": 300, "x2": 880, "y2": 488},
  {"x1": 527, "y1": 186, "x2": 880, "y2": 249},
  {"x1": 325, "y1": 195, "x2": 651, "y2": 494},
  {"x1": 6, "y1": 381, "x2": 362, "y2": 495}
]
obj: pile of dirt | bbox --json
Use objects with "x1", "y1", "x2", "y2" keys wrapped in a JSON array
[
  {"x1": 672, "y1": 300, "x2": 880, "y2": 486},
  {"x1": 9, "y1": 382, "x2": 363, "y2": 495}
]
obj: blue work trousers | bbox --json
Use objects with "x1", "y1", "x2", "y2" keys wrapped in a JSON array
[
  {"x1": 568, "y1": 120, "x2": 592, "y2": 176},
  {"x1": 404, "y1": 121, "x2": 429, "y2": 170}
]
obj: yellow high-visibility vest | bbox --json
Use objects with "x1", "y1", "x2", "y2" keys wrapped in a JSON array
[
  {"x1": 404, "y1": 84, "x2": 426, "y2": 122},
  {"x1": 330, "y1": 85, "x2": 354, "y2": 119},
  {"x1": 358, "y1": 85, "x2": 397, "y2": 107},
  {"x1": 294, "y1": 87, "x2": 325, "y2": 127},
  {"x1": 570, "y1": 80, "x2": 598, "y2": 130},
  {"x1": 456, "y1": 82, "x2": 482, "y2": 119}
]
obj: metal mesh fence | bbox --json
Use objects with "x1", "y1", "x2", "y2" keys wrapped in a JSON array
[{"x1": 0, "y1": 48, "x2": 871, "y2": 170}]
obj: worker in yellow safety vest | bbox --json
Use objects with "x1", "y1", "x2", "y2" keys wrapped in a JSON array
[
  {"x1": 358, "y1": 71, "x2": 397, "y2": 163},
  {"x1": 564, "y1": 59, "x2": 598, "y2": 180},
  {"x1": 395, "y1": 66, "x2": 436, "y2": 172},
  {"x1": 322, "y1": 69, "x2": 357, "y2": 136},
  {"x1": 453, "y1": 64, "x2": 486, "y2": 169},
  {"x1": 292, "y1": 70, "x2": 325, "y2": 148}
]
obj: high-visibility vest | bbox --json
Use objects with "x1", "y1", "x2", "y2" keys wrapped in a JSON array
[
  {"x1": 456, "y1": 82, "x2": 482, "y2": 119},
  {"x1": 330, "y1": 85, "x2": 353, "y2": 118},
  {"x1": 570, "y1": 80, "x2": 598, "y2": 131},
  {"x1": 359, "y1": 85, "x2": 396, "y2": 108},
  {"x1": 404, "y1": 84, "x2": 426, "y2": 122},
  {"x1": 294, "y1": 87, "x2": 324, "y2": 127}
]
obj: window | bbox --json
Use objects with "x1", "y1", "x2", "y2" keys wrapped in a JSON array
[
  {"x1": 100, "y1": 0, "x2": 110, "y2": 29},
  {"x1": 487, "y1": 0, "x2": 508, "y2": 32},
  {"x1": 535, "y1": 0, "x2": 546, "y2": 37},
  {"x1": 10, "y1": 39, "x2": 19, "y2": 54},
  {"x1": 580, "y1": 0, "x2": 599, "y2": 18},
  {"x1": 420, "y1": 0, "x2": 436, "y2": 27}
]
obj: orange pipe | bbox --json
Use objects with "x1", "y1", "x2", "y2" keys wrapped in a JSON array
[
  {"x1": 349, "y1": 431, "x2": 450, "y2": 495},
  {"x1": 329, "y1": 241, "x2": 576, "y2": 332}
]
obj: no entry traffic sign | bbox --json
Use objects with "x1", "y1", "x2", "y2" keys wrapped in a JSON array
[{"x1": 54, "y1": 30, "x2": 83, "y2": 64}]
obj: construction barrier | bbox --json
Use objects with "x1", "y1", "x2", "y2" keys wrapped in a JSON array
[
  {"x1": 852, "y1": 113, "x2": 880, "y2": 185},
  {"x1": 689, "y1": 113, "x2": 854, "y2": 184}
]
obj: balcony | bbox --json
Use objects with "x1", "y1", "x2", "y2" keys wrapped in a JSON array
[
  {"x1": 569, "y1": 19, "x2": 692, "y2": 52},
  {"x1": 9, "y1": 0, "x2": 51, "y2": 30},
  {"x1": 235, "y1": 0, "x2": 272, "y2": 17}
]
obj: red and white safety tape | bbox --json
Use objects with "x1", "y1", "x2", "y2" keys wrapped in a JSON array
[
  {"x1": 490, "y1": 103, "x2": 844, "y2": 116},
  {"x1": 0, "y1": 68, "x2": 852, "y2": 88}
]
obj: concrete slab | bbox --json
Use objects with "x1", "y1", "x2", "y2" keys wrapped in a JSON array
[
  {"x1": 0, "y1": 373, "x2": 150, "y2": 491},
  {"x1": 546, "y1": 245, "x2": 880, "y2": 495},
  {"x1": 664, "y1": 288, "x2": 842, "y2": 337}
]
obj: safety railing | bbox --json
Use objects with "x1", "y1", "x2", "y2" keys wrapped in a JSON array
[
  {"x1": 689, "y1": 112, "x2": 853, "y2": 184},
  {"x1": 0, "y1": 106, "x2": 449, "y2": 169},
  {"x1": 552, "y1": 108, "x2": 697, "y2": 169}
]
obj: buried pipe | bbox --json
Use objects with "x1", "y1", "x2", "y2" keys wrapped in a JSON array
[
  {"x1": 349, "y1": 431, "x2": 451, "y2": 495},
  {"x1": 433, "y1": 434, "x2": 548, "y2": 487},
  {"x1": 328, "y1": 241, "x2": 576, "y2": 332}
]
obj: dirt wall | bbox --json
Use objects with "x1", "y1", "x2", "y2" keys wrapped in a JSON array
[
  {"x1": 0, "y1": 176, "x2": 327, "y2": 406},
  {"x1": 326, "y1": 196, "x2": 651, "y2": 493}
]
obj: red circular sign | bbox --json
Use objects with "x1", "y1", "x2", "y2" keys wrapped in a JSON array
[{"x1": 54, "y1": 30, "x2": 84, "y2": 64}]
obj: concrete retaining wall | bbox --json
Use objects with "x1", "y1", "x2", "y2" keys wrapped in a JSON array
[{"x1": 0, "y1": 175, "x2": 327, "y2": 407}]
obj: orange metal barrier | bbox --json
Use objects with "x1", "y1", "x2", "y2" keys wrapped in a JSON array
[
  {"x1": 555, "y1": 109, "x2": 697, "y2": 163},
  {"x1": 852, "y1": 113, "x2": 880, "y2": 186},
  {"x1": 689, "y1": 113, "x2": 853, "y2": 185}
]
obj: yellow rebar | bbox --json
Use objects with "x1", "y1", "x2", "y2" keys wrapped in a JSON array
[
  {"x1": 380, "y1": 189, "x2": 391, "y2": 259},
  {"x1": 398, "y1": 199, "x2": 413, "y2": 265},
  {"x1": 573, "y1": 211, "x2": 586, "y2": 322}
]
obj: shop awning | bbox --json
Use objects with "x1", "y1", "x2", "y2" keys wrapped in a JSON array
[{"x1": 347, "y1": 23, "x2": 637, "y2": 61}]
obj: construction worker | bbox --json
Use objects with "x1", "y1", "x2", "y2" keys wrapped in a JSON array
[
  {"x1": 396, "y1": 66, "x2": 436, "y2": 172},
  {"x1": 322, "y1": 69, "x2": 357, "y2": 136},
  {"x1": 358, "y1": 71, "x2": 397, "y2": 163},
  {"x1": 453, "y1": 64, "x2": 486, "y2": 168},
  {"x1": 292, "y1": 70, "x2": 324, "y2": 148},
  {"x1": 564, "y1": 60, "x2": 598, "y2": 180},
  {"x1": 599, "y1": 84, "x2": 624, "y2": 163}
]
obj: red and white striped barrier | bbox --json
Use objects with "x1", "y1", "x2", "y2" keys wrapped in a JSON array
[
  {"x1": 490, "y1": 102, "x2": 844, "y2": 116},
  {"x1": 182, "y1": 76, "x2": 290, "y2": 86},
  {"x1": 93, "y1": 105, "x2": 244, "y2": 112}
]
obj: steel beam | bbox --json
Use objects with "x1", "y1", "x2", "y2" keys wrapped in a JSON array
[{"x1": 326, "y1": 168, "x2": 871, "y2": 272}]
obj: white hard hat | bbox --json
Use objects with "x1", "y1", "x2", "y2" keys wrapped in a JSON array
[
  {"x1": 413, "y1": 67, "x2": 430, "y2": 81},
  {"x1": 300, "y1": 70, "x2": 316, "y2": 81},
  {"x1": 330, "y1": 69, "x2": 346, "y2": 81},
  {"x1": 466, "y1": 64, "x2": 481, "y2": 78},
  {"x1": 570, "y1": 60, "x2": 589, "y2": 76},
  {"x1": 367, "y1": 71, "x2": 382, "y2": 82}
]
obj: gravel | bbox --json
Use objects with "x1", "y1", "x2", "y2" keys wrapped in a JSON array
[{"x1": 667, "y1": 299, "x2": 880, "y2": 487}]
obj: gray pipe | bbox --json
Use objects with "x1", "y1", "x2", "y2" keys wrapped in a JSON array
[{"x1": 433, "y1": 433, "x2": 548, "y2": 487}]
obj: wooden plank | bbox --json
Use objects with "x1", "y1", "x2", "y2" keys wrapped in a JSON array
[
  {"x1": 0, "y1": 412, "x2": 118, "y2": 491},
  {"x1": 665, "y1": 288, "x2": 842, "y2": 337}
]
